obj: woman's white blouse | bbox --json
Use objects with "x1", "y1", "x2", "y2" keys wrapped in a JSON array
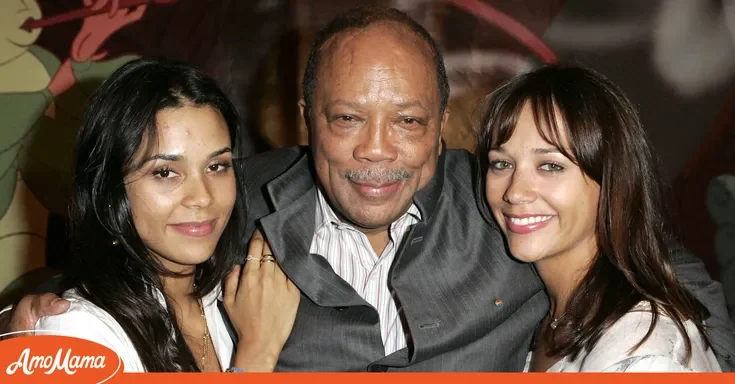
[
  {"x1": 524, "y1": 302, "x2": 722, "y2": 372},
  {"x1": 34, "y1": 287, "x2": 233, "y2": 372}
]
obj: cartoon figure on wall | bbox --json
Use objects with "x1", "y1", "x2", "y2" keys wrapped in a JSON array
[{"x1": 0, "y1": 0, "x2": 154, "y2": 292}]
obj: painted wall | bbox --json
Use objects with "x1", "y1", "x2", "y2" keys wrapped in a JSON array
[{"x1": 1, "y1": 1, "x2": 732, "y2": 317}]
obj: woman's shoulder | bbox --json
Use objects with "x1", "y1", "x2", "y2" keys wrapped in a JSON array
[
  {"x1": 574, "y1": 301, "x2": 722, "y2": 372},
  {"x1": 36, "y1": 289, "x2": 114, "y2": 328},
  {"x1": 34, "y1": 289, "x2": 145, "y2": 372}
]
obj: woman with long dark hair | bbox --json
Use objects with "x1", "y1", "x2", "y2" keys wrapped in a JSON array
[
  {"x1": 33, "y1": 57, "x2": 300, "y2": 372},
  {"x1": 476, "y1": 64, "x2": 722, "y2": 371}
]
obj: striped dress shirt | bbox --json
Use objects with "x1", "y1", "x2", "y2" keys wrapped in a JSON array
[{"x1": 309, "y1": 189, "x2": 422, "y2": 356}]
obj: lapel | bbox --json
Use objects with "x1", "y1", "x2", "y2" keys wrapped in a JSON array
[
  {"x1": 370, "y1": 143, "x2": 449, "y2": 369},
  {"x1": 258, "y1": 151, "x2": 369, "y2": 308}
]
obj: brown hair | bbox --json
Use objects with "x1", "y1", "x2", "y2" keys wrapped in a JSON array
[{"x1": 474, "y1": 64, "x2": 710, "y2": 361}]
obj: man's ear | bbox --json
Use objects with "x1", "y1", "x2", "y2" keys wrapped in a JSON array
[
  {"x1": 298, "y1": 98, "x2": 309, "y2": 129},
  {"x1": 440, "y1": 105, "x2": 451, "y2": 136},
  {"x1": 438, "y1": 105, "x2": 451, "y2": 151}
]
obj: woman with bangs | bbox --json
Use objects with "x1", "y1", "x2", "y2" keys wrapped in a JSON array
[{"x1": 475, "y1": 64, "x2": 722, "y2": 372}]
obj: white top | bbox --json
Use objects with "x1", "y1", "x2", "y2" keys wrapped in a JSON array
[
  {"x1": 33, "y1": 287, "x2": 233, "y2": 372},
  {"x1": 310, "y1": 189, "x2": 421, "y2": 356},
  {"x1": 524, "y1": 302, "x2": 722, "y2": 372}
]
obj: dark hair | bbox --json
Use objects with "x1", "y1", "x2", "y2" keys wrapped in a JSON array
[
  {"x1": 67, "y1": 57, "x2": 247, "y2": 372},
  {"x1": 474, "y1": 64, "x2": 710, "y2": 361},
  {"x1": 301, "y1": 6, "x2": 450, "y2": 118}
]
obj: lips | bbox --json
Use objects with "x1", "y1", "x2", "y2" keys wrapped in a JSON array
[
  {"x1": 169, "y1": 219, "x2": 217, "y2": 237},
  {"x1": 504, "y1": 214, "x2": 554, "y2": 234},
  {"x1": 350, "y1": 180, "x2": 401, "y2": 199}
]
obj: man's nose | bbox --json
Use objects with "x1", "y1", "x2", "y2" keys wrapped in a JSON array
[{"x1": 353, "y1": 117, "x2": 398, "y2": 163}]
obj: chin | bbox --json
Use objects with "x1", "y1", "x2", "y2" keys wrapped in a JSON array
[
  {"x1": 506, "y1": 246, "x2": 545, "y2": 264},
  {"x1": 352, "y1": 213, "x2": 399, "y2": 230},
  {"x1": 176, "y1": 247, "x2": 217, "y2": 265}
]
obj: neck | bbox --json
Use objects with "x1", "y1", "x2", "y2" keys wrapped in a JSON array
[
  {"x1": 364, "y1": 230, "x2": 390, "y2": 255},
  {"x1": 534, "y1": 247, "x2": 596, "y2": 319},
  {"x1": 161, "y1": 268, "x2": 197, "y2": 304}
]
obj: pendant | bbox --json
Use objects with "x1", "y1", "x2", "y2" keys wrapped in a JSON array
[{"x1": 549, "y1": 318, "x2": 559, "y2": 330}]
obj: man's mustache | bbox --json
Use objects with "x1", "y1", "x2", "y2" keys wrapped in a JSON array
[{"x1": 344, "y1": 168, "x2": 411, "y2": 184}]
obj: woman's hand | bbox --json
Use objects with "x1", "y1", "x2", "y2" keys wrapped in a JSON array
[
  {"x1": 223, "y1": 228, "x2": 300, "y2": 372},
  {"x1": 71, "y1": 0, "x2": 147, "y2": 63}
]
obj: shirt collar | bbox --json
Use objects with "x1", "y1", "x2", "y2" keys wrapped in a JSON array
[{"x1": 152, "y1": 284, "x2": 224, "y2": 307}]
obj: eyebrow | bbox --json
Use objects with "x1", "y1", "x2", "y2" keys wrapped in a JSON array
[
  {"x1": 394, "y1": 100, "x2": 428, "y2": 112},
  {"x1": 324, "y1": 100, "x2": 362, "y2": 111},
  {"x1": 490, "y1": 147, "x2": 561, "y2": 155},
  {"x1": 325, "y1": 99, "x2": 428, "y2": 112},
  {"x1": 143, "y1": 147, "x2": 232, "y2": 163},
  {"x1": 533, "y1": 147, "x2": 561, "y2": 155}
]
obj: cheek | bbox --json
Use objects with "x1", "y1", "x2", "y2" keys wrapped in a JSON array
[
  {"x1": 125, "y1": 182, "x2": 177, "y2": 236},
  {"x1": 399, "y1": 132, "x2": 440, "y2": 164},
  {"x1": 408, "y1": 139, "x2": 441, "y2": 186},
  {"x1": 314, "y1": 133, "x2": 352, "y2": 171},
  {"x1": 216, "y1": 176, "x2": 237, "y2": 213},
  {"x1": 485, "y1": 173, "x2": 507, "y2": 207},
  {"x1": 546, "y1": 178, "x2": 598, "y2": 225},
  {"x1": 582, "y1": 185, "x2": 601, "y2": 229},
  {"x1": 416, "y1": 155, "x2": 437, "y2": 186},
  {"x1": 543, "y1": 183, "x2": 576, "y2": 219}
]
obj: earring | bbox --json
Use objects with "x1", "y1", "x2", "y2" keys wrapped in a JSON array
[{"x1": 112, "y1": 239, "x2": 119, "y2": 246}]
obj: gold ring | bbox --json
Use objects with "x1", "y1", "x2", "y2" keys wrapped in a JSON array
[{"x1": 261, "y1": 255, "x2": 276, "y2": 263}]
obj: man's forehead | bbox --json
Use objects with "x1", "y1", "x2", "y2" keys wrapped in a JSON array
[
  {"x1": 321, "y1": 22, "x2": 434, "y2": 61},
  {"x1": 315, "y1": 25, "x2": 438, "y2": 100}
]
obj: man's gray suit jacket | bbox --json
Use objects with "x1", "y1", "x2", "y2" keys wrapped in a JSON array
[{"x1": 230, "y1": 145, "x2": 735, "y2": 372}]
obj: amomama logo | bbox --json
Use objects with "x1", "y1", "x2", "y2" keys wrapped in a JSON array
[{"x1": 0, "y1": 331, "x2": 122, "y2": 383}]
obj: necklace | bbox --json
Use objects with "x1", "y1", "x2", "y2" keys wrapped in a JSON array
[
  {"x1": 197, "y1": 296, "x2": 212, "y2": 371},
  {"x1": 192, "y1": 283, "x2": 212, "y2": 372},
  {"x1": 548, "y1": 307, "x2": 563, "y2": 330},
  {"x1": 549, "y1": 316, "x2": 560, "y2": 330}
]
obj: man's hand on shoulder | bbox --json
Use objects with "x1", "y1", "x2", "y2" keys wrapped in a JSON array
[{"x1": 1, "y1": 293, "x2": 70, "y2": 338}]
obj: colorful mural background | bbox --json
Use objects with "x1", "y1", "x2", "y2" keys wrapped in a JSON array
[
  {"x1": 0, "y1": 0, "x2": 146, "y2": 300},
  {"x1": 1, "y1": 0, "x2": 733, "y2": 321}
]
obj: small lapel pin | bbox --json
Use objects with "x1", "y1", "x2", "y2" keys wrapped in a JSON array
[{"x1": 494, "y1": 299, "x2": 503, "y2": 308}]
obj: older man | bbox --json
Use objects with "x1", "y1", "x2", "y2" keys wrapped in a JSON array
[{"x1": 3, "y1": 6, "x2": 734, "y2": 372}]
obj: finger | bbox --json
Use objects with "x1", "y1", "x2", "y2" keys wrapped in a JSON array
[
  {"x1": 34, "y1": 293, "x2": 70, "y2": 317},
  {"x1": 285, "y1": 279, "x2": 301, "y2": 310},
  {"x1": 115, "y1": 8, "x2": 130, "y2": 19},
  {"x1": 109, "y1": 0, "x2": 120, "y2": 17},
  {"x1": 10, "y1": 295, "x2": 38, "y2": 332},
  {"x1": 127, "y1": 4, "x2": 147, "y2": 22},
  {"x1": 91, "y1": 0, "x2": 108, "y2": 11},
  {"x1": 92, "y1": 51, "x2": 108, "y2": 61},
  {"x1": 70, "y1": 32, "x2": 84, "y2": 58},
  {"x1": 223, "y1": 265, "x2": 241, "y2": 305},
  {"x1": 260, "y1": 238, "x2": 276, "y2": 277},
  {"x1": 286, "y1": 278, "x2": 299, "y2": 294},
  {"x1": 244, "y1": 229, "x2": 265, "y2": 276},
  {"x1": 11, "y1": 294, "x2": 68, "y2": 332},
  {"x1": 274, "y1": 262, "x2": 289, "y2": 287}
]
